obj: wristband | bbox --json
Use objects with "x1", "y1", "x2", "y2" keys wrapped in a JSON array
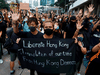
[{"x1": 80, "y1": 45, "x2": 83, "y2": 48}]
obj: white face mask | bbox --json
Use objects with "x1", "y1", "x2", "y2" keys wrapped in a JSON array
[
  {"x1": 27, "y1": 13, "x2": 29, "y2": 16},
  {"x1": 54, "y1": 17, "x2": 57, "y2": 19},
  {"x1": 24, "y1": 18, "x2": 28, "y2": 21},
  {"x1": 59, "y1": 18, "x2": 62, "y2": 21},
  {"x1": 8, "y1": 16, "x2": 10, "y2": 18},
  {"x1": 54, "y1": 24, "x2": 59, "y2": 30},
  {"x1": 54, "y1": 24, "x2": 57, "y2": 29}
]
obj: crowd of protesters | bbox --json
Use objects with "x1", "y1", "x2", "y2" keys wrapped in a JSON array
[{"x1": 0, "y1": 4, "x2": 100, "y2": 75}]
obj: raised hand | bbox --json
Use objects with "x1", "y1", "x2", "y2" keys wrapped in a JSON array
[
  {"x1": 12, "y1": 13, "x2": 20, "y2": 21},
  {"x1": 84, "y1": 11, "x2": 88, "y2": 16},
  {"x1": 16, "y1": 38, "x2": 21, "y2": 44},
  {"x1": 87, "y1": 4, "x2": 94, "y2": 13},
  {"x1": 96, "y1": 20, "x2": 100, "y2": 25},
  {"x1": 35, "y1": 7, "x2": 38, "y2": 12},
  {"x1": 76, "y1": 20, "x2": 83, "y2": 30}
]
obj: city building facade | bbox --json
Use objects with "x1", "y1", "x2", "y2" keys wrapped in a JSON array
[
  {"x1": 40, "y1": 0, "x2": 54, "y2": 6},
  {"x1": 69, "y1": 0, "x2": 100, "y2": 17}
]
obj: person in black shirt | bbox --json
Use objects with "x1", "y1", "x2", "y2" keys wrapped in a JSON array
[
  {"x1": 53, "y1": 22, "x2": 63, "y2": 38},
  {"x1": 12, "y1": 13, "x2": 43, "y2": 75},
  {"x1": 37, "y1": 19, "x2": 59, "y2": 75},
  {"x1": 0, "y1": 14, "x2": 7, "y2": 64},
  {"x1": 64, "y1": 16, "x2": 77, "y2": 39}
]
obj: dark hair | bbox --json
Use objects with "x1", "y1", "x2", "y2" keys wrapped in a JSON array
[
  {"x1": 70, "y1": 16, "x2": 76, "y2": 20},
  {"x1": 28, "y1": 17, "x2": 38, "y2": 25}
]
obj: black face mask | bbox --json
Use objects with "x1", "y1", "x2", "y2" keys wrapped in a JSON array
[
  {"x1": 70, "y1": 21, "x2": 76, "y2": 27},
  {"x1": 29, "y1": 26, "x2": 36, "y2": 32},
  {"x1": 44, "y1": 29, "x2": 53, "y2": 36},
  {"x1": 84, "y1": 23, "x2": 90, "y2": 28}
]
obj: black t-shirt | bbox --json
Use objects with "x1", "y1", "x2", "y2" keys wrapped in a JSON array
[
  {"x1": 76, "y1": 43, "x2": 85, "y2": 63},
  {"x1": 9, "y1": 32, "x2": 20, "y2": 53},
  {"x1": 53, "y1": 32, "x2": 63, "y2": 38},
  {"x1": 64, "y1": 24, "x2": 76, "y2": 38},
  {"x1": 37, "y1": 35, "x2": 59, "y2": 75},
  {"x1": 80, "y1": 26, "x2": 92, "y2": 50},
  {"x1": 90, "y1": 30, "x2": 100, "y2": 47},
  {"x1": 16, "y1": 31, "x2": 43, "y2": 38},
  {"x1": 62, "y1": 22, "x2": 67, "y2": 30},
  {"x1": 0, "y1": 21, "x2": 7, "y2": 43},
  {"x1": 29, "y1": 34, "x2": 59, "y2": 75}
]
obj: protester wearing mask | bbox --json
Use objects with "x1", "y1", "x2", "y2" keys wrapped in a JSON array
[
  {"x1": 41, "y1": 16, "x2": 46, "y2": 30},
  {"x1": 78, "y1": 20, "x2": 92, "y2": 70},
  {"x1": 84, "y1": 23, "x2": 100, "y2": 69},
  {"x1": 0, "y1": 13, "x2": 7, "y2": 64},
  {"x1": 13, "y1": 17, "x2": 43, "y2": 38},
  {"x1": 89, "y1": 17, "x2": 94, "y2": 28},
  {"x1": 80, "y1": 18, "x2": 93, "y2": 50},
  {"x1": 59, "y1": 17, "x2": 62, "y2": 22},
  {"x1": 23, "y1": 17, "x2": 30, "y2": 32},
  {"x1": 8, "y1": 26, "x2": 22, "y2": 75},
  {"x1": 53, "y1": 22, "x2": 63, "y2": 38},
  {"x1": 64, "y1": 16, "x2": 77, "y2": 39},
  {"x1": 75, "y1": 32, "x2": 88, "y2": 75},
  {"x1": 90, "y1": 20, "x2": 100, "y2": 50},
  {"x1": 37, "y1": 19, "x2": 59, "y2": 75},
  {"x1": 42, "y1": 16, "x2": 46, "y2": 22},
  {"x1": 12, "y1": 14, "x2": 43, "y2": 75}
]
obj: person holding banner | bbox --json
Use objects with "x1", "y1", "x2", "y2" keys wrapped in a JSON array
[
  {"x1": 36, "y1": 19, "x2": 59, "y2": 75},
  {"x1": 12, "y1": 12, "x2": 43, "y2": 75}
]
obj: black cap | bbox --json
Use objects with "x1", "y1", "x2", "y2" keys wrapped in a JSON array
[{"x1": 70, "y1": 16, "x2": 76, "y2": 20}]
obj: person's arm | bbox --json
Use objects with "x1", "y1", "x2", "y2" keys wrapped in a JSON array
[
  {"x1": 72, "y1": 29, "x2": 80, "y2": 38},
  {"x1": 63, "y1": 32, "x2": 66, "y2": 39},
  {"x1": 92, "y1": 43, "x2": 100, "y2": 53},
  {"x1": 36, "y1": 7, "x2": 38, "y2": 19},
  {"x1": 0, "y1": 31, "x2": 2, "y2": 38},
  {"x1": 12, "y1": 13, "x2": 20, "y2": 34},
  {"x1": 80, "y1": 11, "x2": 87, "y2": 21},
  {"x1": 73, "y1": 20, "x2": 83, "y2": 38},
  {"x1": 92, "y1": 20, "x2": 100, "y2": 31},
  {"x1": 51, "y1": 11, "x2": 54, "y2": 20},
  {"x1": 78, "y1": 41, "x2": 87, "y2": 54},
  {"x1": 87, "y1": 4, "x2": 94, "y2": 18},
  {"x1": 78, "y1": 9, "x2": 83, "y2": 19}
]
